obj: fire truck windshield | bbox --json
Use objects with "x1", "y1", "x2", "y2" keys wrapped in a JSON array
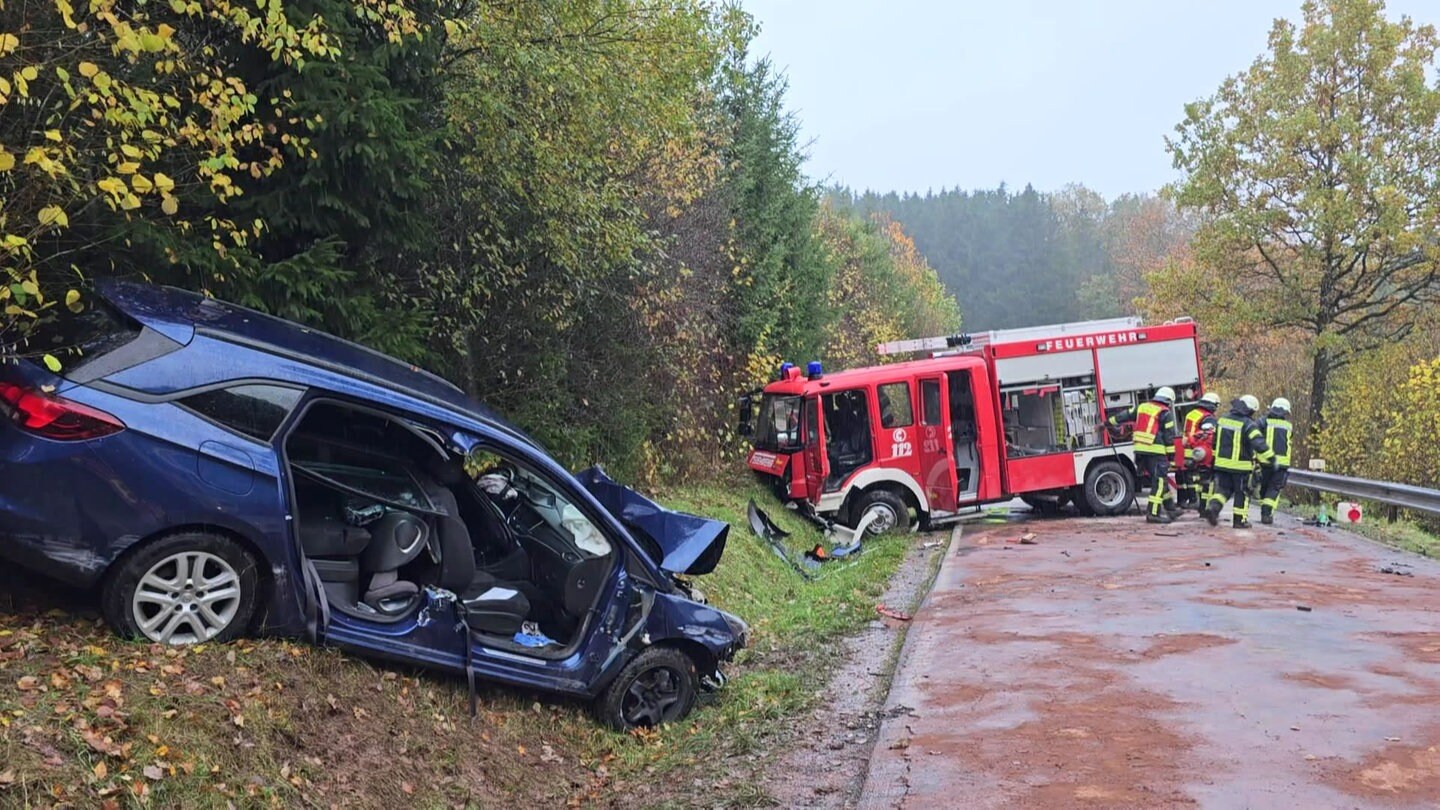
[{"x1": 754, "y1": 394, "x2": 803, "y2": 451}]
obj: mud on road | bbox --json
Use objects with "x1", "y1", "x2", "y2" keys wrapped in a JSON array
[{"x1": 861, "y1": 512, "x2": 1440, "y2": 809}]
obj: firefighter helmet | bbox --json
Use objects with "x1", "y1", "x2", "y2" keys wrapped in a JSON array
[
  {"x1": 1199, "y1": 391, "x2": 1220, "y2": 408},
  {"x1": 1154, "y1": 386, "x2": 1176, "y2": 404},
  {"x1": 1271, "y1": 397, "x2": 1291, "y2": 415},
  {"x1": 1240, "y1": 394, "x2": 1260, "y2": 413}
]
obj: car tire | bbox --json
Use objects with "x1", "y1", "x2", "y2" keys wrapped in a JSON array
[
  {"x1": 594, "y1": 647, "x2": 699, "y2": 731},
  {"x1": 101, "y1": 532, "x2": 260, "y2": 646},
  {"x1": 1081, "y1": 461, "x2": 1135, "y2": 517},
  {"x1": 853, "y1": 489, "x2": 910, "y2": 535}
]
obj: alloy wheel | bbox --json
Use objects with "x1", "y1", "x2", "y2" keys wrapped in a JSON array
[{"x1": 622, "y1": 666, "x2": 685, "y2": 727}]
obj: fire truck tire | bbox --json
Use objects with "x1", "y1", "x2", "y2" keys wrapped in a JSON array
[
  {"x1": 852, "y1": 489, "x2": 910, "y2": 535},
  {"x1": 1020, "y1": 494, "x2": 1068, "y2": 516},
  {"x1": 1081, "y1": 461, "x2": 1135, "y2": 517}
]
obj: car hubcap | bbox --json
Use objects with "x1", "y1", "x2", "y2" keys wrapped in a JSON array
[
  {"x1": 1095, "y1": 471, "x2": 1127, "y2": 509},
  {"x1": 132, "y1": 551, "x2": 241, "y2": 645},
  {"x1": 622, "y1": 667, "x2": 684, "y2": 727}
]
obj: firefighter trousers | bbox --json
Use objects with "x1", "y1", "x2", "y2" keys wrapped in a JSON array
[
  {"x1": 1177, "y1": 468, "x2": 1207, "y2": 508},
  {"x1": 1207, "y1": 470, "x2": 1251, "y2": 520},
  {"x1": 1137, "y1": 452, "x2": 1173, "y2": 516},
  {"x1": 1258, "y1": 465, "x2": 1289, "y2": 513}
]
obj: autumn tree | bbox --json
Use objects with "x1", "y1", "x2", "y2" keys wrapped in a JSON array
[{"x1": 1166, "y1": 0, "x2": 1440, "y2": 434}]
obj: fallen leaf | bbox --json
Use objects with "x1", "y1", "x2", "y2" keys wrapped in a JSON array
[
  {"x1": 0, "y1": 769, "x2": 13, "y2": 787},
  {"x1": 93, "y1": 761, "x2": 108, "y2": 779},
  {"x1": 143, "y1": 765, "x2": 164, "y2": 781},
  {"x1": 16, "y1": 676, "x2": 41, "y2": 691},
  {"x1": 401, "y1": 781, "x2": 415, "y2": 795}
]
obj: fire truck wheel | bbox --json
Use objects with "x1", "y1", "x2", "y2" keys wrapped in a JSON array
[
  {"x1": 1081, "y1": 461, "x2": 1135, "y2": 516},
  {"x1": 853, "y1": 489, "x2": 910, "y2": 535}
]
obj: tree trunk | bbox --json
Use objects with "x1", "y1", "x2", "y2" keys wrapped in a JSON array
[{"x1": 1309, "y1": 344, "x2": 1331, "y2": 451}]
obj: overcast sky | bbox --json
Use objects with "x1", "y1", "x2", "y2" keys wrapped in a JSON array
[{"x1": 740, "y1": 0, "x2": 1437, "y2": 198}]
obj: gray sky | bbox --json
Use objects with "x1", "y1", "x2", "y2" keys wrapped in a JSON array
[{"x1": 741, "y1": 0, "x2": 1437, "y2": 198}]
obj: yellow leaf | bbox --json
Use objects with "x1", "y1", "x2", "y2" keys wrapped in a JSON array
[
  {"x1": 65, "y1": 289, "x2": 81, "y2": 308},
  {"x1": 19, "y1": 66, "x2": 36, "y2": 81},
  {"x1": 44, "y1": 130, "x2": 61, "y2": 142},
  {"x1": 0, "y1": 150, "x2": 13, "y2": 172},
  {"x1": 117, "y1": 161, "x2": 139, "y2": 174},
  {"x1": 93, "y1": 761, "x2": 107, "y2": 780},
  {"x1": 120, "y1": 193, "x2": 141, "y2": 211},
  {"x1": 78, "y1": 61, "x2": 98, "y2": 78},
  {"x1": 153, "y1": 172, "x2": 174, "y2": 192},
  {"x1": 161, "y1": 194, "x2": 178, "y2": 215},
  {"x1": 38, "y1": 205, "x2": 68, "y2": 228},
  {"x1": 20, "y1": 280, "x2": 38, "y2": 296},
  {"x1": 131, "y1": 174, "x2": 153, "y2": 193},
  {"x1": 120, "y1": 143, "x2": 142, "y2": 158},
  {"x1": 96, "y1": 177, "x2": 126, "y2": 196},
  {"x1": 0, "y1": 33, "x2": 18, "y2": 57}
]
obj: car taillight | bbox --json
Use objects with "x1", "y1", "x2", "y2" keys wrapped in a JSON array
[{"x1": 0, "y1": 382, "x2": 125, "y2": 441}]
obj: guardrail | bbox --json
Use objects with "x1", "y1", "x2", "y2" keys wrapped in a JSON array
[{"x1": 1286, "y1": 469, "x2": 1440, "y2": 517}]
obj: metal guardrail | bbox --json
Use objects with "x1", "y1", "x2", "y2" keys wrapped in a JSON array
[{"x1": 1286, "y1": 469, "x2": 1440, "y2": 517}]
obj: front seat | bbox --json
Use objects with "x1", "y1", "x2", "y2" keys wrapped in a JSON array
[{"x1": 425, "y1": 483, "x2": 532, "y2": 636}]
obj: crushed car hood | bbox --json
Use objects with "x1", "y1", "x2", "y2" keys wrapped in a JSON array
[{"x1": 575, "y1": 467, "x2": 728, "y2": 575}]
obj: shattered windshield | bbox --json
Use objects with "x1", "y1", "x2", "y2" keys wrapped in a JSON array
[{"x1": 754, "y1": 394, "x2": 802, "y2": 451}]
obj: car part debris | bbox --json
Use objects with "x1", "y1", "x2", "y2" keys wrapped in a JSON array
[
  {"x1": 1378, "y1": 564, "x2": 1414, "y2": 577},
  {"x1": 876, "y1": 604, "x2": 912, "y2": 622},
  {"x1": 1296, "y1": 605, "x2": 1313, "y2": 612},
  {"x1": 747, "y1": 499, "x2": 813, "y2": 580}
]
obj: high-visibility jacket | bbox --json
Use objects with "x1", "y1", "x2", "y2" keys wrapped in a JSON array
[
  {"x1": 1214, "y1": 408, "x2": 1274, "y2": 472},
  {"x1": 1258, "y1": 412, "x2": 1292, "y2": 468},
  {"x1": 1183, "y1": 406, "x2": 1213, "y2": 442},
  {"x1": 1109, "y1": 400, "x2": 1176, "y2": 456},
  {"x1": 1185, "y1": 412, "x2": 1217, "y2": 468}
]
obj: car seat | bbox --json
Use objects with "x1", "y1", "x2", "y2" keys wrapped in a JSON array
[{"x1": 358, "y1": 510, "x2": 430, "y2": 613}]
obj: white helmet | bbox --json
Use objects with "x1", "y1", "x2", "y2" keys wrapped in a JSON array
[
  {"x1": 1271, "y1": 397, "x2": 1291, "y2": 414},
  {"x1": 1199, "y1": 391, "x2": 1220, "y2": 408},
  {"x1": 1154, "y1": 386, "x2": 1175, "y2": 404},
  {"x1": 1240, "y1": 394, "x2": 1260, "y2": 413}
]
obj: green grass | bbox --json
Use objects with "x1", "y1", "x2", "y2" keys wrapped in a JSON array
[
  {"x1": 1284, "y1": 497, "x2": 1440, "y2": 557},
  {"x1": 0, "y1": 479, "x2": 918, "y2": 808}
]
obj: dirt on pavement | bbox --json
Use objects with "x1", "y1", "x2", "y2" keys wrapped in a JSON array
[{"x1": 861, "y1": 510, "x2": 1440, "y2": 809}]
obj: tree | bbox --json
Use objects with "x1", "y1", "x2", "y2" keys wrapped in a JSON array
[{"x1": 1167, "y1": 0, "x2": 1440, "y2": 434}]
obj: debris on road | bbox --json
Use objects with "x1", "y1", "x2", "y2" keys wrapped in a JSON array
[
  {"x1": 1379, "y1": 563, "x2": 1415, "y2": 577},
  {"x1": 1019, "y1": 532, "x2": 1038, "y2": 545},
  {"x1": 876, "y1": 605, "x2": 912, "y2": 622},
  {"x1": 1296, "y1": 605, "x2": 1313, "y2": 612}
]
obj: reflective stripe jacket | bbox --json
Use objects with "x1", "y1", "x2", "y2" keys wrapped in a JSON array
[
  {"x1": 1258, "y1": 411, "x2": 1292, "y2": 468},
  {"x1": 1183, "y1": 406, "x2": 1215, "y2": 443},
  {"x1": 1110, "y1": 400, "x2": 1176, "y2": 456},
  {"x1": 1213, "y1": 408, "x2": 1274, "y2": 472}
]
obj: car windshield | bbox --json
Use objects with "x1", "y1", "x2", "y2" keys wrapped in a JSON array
[{"x1": 754, "y1": 394, "x2": 802, "y2": 451}]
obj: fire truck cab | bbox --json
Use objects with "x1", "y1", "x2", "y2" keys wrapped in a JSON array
[{"x1": 740, "y1": 317, "x2": 1204, "y2": 533}]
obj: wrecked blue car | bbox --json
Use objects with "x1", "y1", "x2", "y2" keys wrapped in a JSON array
[{"x1": 0, "y1": 281, "x2": 746, "y2": 729}]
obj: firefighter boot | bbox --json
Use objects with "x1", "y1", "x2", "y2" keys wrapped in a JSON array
[
  {"x1": 1164, "y1": 498, "x2": 1182, "y2": 519},
  {"x1": 1260, "y1": 504, "x2": 1274, "y2": 525},
  {"x1": 1202, "y1": 501, "x2": 1220, "y2": 527},
  {"x1": 1233, "y1": 515, "x2": 1252, "y2": 529},
  {"x1": 1146, "y1": 501, "x2": 1173, "y2": 525}
]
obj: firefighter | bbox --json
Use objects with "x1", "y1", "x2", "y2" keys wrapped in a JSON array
[
  {"x1": 1108, "y1": 386, "x2": 1180, "y2": 524},
  {"x1": 1177, "y1": 391, "x2": 1221, "y2": 509},
  {"x1": 1203, "y1": 394, "x2": 1275, "y2": 528},
  {"x1": 1256, "y1": 397, "x2": 1293, "y2": 525}
]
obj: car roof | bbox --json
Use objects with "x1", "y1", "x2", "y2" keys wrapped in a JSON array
[
  {"x1": 96, "y1": 280, "x2": 537, "y2": 446},
  {"x1": 763, "y1": 353, "x2": 987, "y2": 395}
]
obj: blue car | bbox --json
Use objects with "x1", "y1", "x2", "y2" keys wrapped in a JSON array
[{"x1": 0, "y1": 281, "x2": 746, "y2": 729}]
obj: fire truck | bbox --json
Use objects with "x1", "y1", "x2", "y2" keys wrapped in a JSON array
[{"x1": 739, "y1": 316, "x2": 1205, "y2": 533}]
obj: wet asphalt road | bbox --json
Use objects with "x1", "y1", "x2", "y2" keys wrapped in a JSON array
[{"x1": 860, "y1": 510, "x2": 1440, "y2": 809}]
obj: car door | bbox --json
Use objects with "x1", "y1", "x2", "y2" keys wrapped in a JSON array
[
  {"x1": 918, "y1": 376, "x2": 957, "y2": 511},
  {"x1": 802, "y1": 395, "x2": 827, "y2": 502}
]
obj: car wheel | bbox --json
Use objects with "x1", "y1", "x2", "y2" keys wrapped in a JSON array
[
  {"x1": 1082, "y1": 461, "x2": 1135, "y2": 517},
  {"x1": 853, "y1": 489, "x2": 910, "y2": 535},
  {"x1": 594, "y1": 647, "x2": 699, "y2": 731},
  {"x1": 102, "y1": 532, "x2": 260, "y2": 645}
]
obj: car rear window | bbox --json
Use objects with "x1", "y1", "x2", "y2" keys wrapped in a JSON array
[
  {"x1": 28, "y1": 299, "x2": 142, "y2": 367},
  {"x1": 182, "y1": 384, "x2": 304, "y2": 442}
]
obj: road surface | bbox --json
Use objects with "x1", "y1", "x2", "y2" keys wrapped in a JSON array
[{"x1": 861, "y1": 511, "x2": 1440, "y2": 809}]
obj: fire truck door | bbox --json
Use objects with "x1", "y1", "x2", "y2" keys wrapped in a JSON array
[
  {"x1": 802, "y1": 395, "x2": 827, "y2": 501},
  {"x1": 918, "y1": 376, "x2": 958, "y2": 511}
]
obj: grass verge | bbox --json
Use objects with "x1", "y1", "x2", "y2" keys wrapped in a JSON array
[
  {"x1": 1284, "y1": 497, "x2": 1440, "y2": 557},
  {"x1": 0, "y1": 479, "x2": 914, "y2": 808}
]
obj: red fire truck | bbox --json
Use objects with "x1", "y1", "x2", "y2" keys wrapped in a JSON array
[{"x1": 739, "y1": 316, "x2": 1205, "y2": 533}]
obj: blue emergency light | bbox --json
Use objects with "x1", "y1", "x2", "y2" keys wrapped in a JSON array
[
  {"x1": 778, "y1": 362, "x2": 795, "y2": 380},
  {"x1": 806, "y1": 361, "x2": 823, "y2": 379}
]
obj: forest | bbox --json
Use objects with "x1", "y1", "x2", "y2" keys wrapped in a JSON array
[
  {"x1": 2, "y1": 0, "x2": 1438, "y2": 505},
  {"x1": 0, "y1": 0, "x2": 957, "y2": 483}
]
